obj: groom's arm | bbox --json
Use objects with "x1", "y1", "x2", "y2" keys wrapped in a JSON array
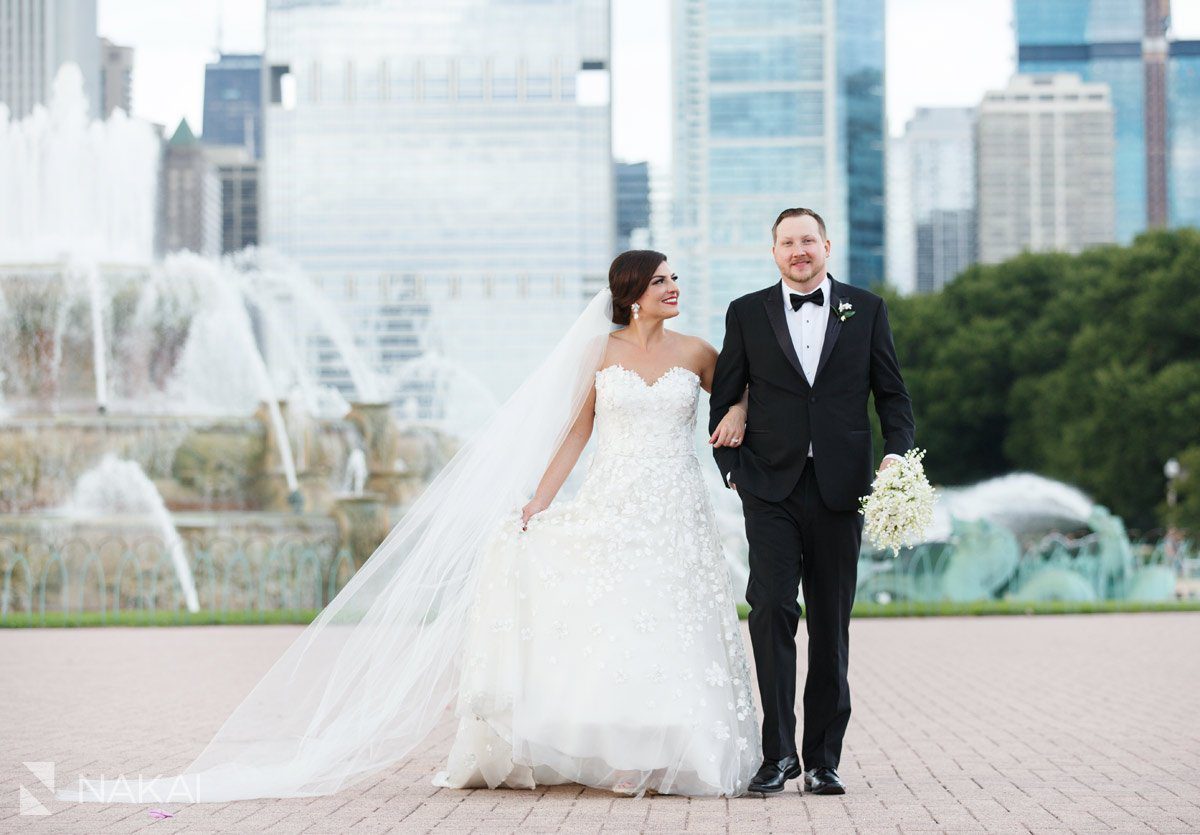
[
  {"x1": 869, "y1": 298, "x2": 916, "y2": 459},
  {"x1": 709, "y1": 303, "x2": 750, "y2": 485}
]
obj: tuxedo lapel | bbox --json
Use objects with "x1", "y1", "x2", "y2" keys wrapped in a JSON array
[
  {"x1": 762, "y1": 283, "x2": 809, "y2": 389},
  {"x1": 814, "y1": 277, "x2": 845, "y2": 383}
]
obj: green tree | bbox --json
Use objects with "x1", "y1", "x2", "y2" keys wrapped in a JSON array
[{"x1": 888, "y1": 228, "x2": 1200, "y2": 531}]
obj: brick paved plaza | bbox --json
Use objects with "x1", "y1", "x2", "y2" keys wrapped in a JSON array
[{"x1": 2, "y1": 613, "x2": 1198, "y2": 834}]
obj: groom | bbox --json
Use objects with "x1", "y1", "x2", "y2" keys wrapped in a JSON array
[{"x1": 710, "y1": 208, "x2": 915, "y2": 795}]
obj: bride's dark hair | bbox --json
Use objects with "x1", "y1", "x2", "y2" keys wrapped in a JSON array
[{"x1": 608, "y1": 249, "x2": 667, "y2": 325}]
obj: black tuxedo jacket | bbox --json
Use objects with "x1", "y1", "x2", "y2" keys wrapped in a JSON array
[{"x1": 709, "y1": 277, "x2": 915, "y2": 511}]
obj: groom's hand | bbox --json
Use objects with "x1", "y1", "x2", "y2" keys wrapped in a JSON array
[{"x1": 877, "y1": 454, "x2": 901, "y2": 475}]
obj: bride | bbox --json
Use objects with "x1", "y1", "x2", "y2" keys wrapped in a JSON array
[
  {"x1": 59, "y1": 251, "x2": 759, "y2": 804},
  {"x1": 433, "y1": 250, "x2": 760, "y2": 796}
]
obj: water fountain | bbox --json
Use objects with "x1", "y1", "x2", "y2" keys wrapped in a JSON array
[
  {"x1": 925, "y1": 472, "x2": 1095, "y2": 541},
  {"x1": 855, "y1": 473, "x2": 1179, "y2": 605},
  {"x1": 0, "y1": 65, "x2": 158, "y2": 263},
  {"x1": 383, "y1": 351, "x2": 501, "y2": 441},
  {"x1": 0, "y1": 65, "x2": 458, "y2": 621},
  {"x1": 343, "y1": 449, "x2": 369, "y2": 496},
  {"x1": 228, "y1": 249, "x2": 384, "y2": 405},
  {"x1": 65, "y1": 455, "x2": 200, "y2": 612}
]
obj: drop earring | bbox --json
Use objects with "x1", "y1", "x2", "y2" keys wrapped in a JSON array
[{"x1": 631, "y1": 302, "x2": 640, "y2": 321}]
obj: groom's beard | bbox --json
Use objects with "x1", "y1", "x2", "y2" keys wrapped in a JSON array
[{"x1": 784, "y1": 259, "x2": 824, "y2": 284}]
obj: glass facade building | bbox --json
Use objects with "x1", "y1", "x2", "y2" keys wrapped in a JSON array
[
  {"x1": 263, "y1": 0, "x2": 613, "y2": 414},
  {"x1": 674, "y1": 0, "x2": 874, "y2": 344},
  {"x1": 837, "y1": 0, "x2": 885, "y2": 288},
  {"x1": 615, "y1": 161, "x2": 651, "y2": 254},
  {"x1": 1015, "y1": 0, "x2": 1198, "y2": 240},
  {"x1": 202, "y1": 54, "x2": 264, "y2": 159},
  {"x1": 1016, "y1": 41, "x2": 1145, "y2": 239},
  {"x1": 888, "y1": 108, "x2": 976, "y2": 294},
  {"x1": 1015, "y1": 0, "x2": 1143, "y2": 44},
  {"x1": 1168, "y1": 42, "x2": 1200, "y2": 228}
]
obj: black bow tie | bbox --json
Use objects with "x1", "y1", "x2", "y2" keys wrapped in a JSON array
[{"x1": 789, "y1": 289, "x2": 823, "y2": 311}]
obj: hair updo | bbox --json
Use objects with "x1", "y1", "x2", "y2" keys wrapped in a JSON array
[{"x1": 608, "y1": 249, "x2": 667, "y2": 326}]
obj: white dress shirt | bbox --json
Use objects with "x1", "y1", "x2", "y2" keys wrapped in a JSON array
[{"x1": 782, "y1": 276, "x2": 830, "y2": 457}]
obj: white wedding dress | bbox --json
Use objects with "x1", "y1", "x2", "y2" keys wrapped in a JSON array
[{"x1": 433, "y1": 364, "x2": 761, "y2": 797}]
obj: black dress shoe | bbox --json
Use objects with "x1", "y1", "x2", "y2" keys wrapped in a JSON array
[
  {"x1": 802, "y1": 766, "x2": 846, "y2": 795},
  {"x1": 747, "y1": 755, "x2": 802, "y2": 794}
]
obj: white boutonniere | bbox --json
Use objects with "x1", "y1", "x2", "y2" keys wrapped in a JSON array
[{"x1": 836, "y1": 299, "x2": 855, "y2": 322}]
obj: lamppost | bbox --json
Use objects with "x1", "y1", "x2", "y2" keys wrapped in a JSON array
[
  {"x1": 1164, "y1": 457, "x2": 1183, "y2": 563},
  {"x1": 1164, "y1": 457, "x2": 1181, "y2": 510}
]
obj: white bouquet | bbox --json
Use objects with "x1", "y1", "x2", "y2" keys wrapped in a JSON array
[{"x1": 859, "y1": 448, "x2": 937, "y2": 556}]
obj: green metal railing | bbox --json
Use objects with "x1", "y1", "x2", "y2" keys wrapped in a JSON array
[
  {"x1": 3, "y1": 531, "x2": 1197, "y2": 626},
  {"x1": 1, "y1": 535, "x2": 356, "y2": 626}
]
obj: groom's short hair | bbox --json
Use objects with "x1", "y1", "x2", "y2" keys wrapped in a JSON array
[{"x1": 772, "y1": 208, "x2": 826, "y2": 242}]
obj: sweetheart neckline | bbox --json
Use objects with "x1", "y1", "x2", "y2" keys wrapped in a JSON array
[{"x1": 595, "y1": 364, "x2": 700, "y2": 389}]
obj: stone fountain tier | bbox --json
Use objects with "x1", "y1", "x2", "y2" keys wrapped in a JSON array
[
  {"x1": 332, "y1": 492, "x2": 396, "y2": 568},
  {"x1": 346, "y1": 401, "x2": 460, "y2": 506}
]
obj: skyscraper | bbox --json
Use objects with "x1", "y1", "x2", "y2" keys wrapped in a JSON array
[
  {"x1": 0, "y1": 0, "x2": 100, "y2": 119},
  {"x1": 1168, "y1": 41, "x2": 1200, "y2": 228},
  {"x1": 672, "y1": 0, "x2": 853, "y2": 343},
  {"x1": 838, "y1": 0, "x2": 885, "y2": 288},
  {"x1": 202, "y1": 53, "x2": 262, "y2": 256},
  {"x1": 99, "y1": 37, "x2": 132, "y2": 117},
  {"x1": 205, "y1": 144, "x2": 259, "y2": 254},
  {"x1": 1015, "y1": 0, "x2": 1199, "y2": 238},
  {"x1": 263, "y1": 0, "x2": 613, "y2": 411},
  {"x1": 976, "y1": 75, "x2": 1115, "y2": 264},
  {"x1": 162, "y1": 119, "x2": 221, "y2": 257},
  {"x1": 202, "y1": 53, "x2": 263, "y2": 158},
  {"x1": 615, "y1": 161, "x2": 651, "y2": 254},
  {"x1": 889, "y1": 108, "x2": 976, "y2": 294}
]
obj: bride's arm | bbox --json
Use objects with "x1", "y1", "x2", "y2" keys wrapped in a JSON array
[
  {"x1": 521, "y1": 384, "x2": 597, "y2": 529},
  {"x1": 697, "y1": 339, "x2": 748, "y2": 448},
  {"x1": 710, "y1": 388, "x2": 749, "y2": 448}
]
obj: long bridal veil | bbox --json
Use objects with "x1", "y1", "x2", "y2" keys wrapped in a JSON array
[{"x1": 60, "y1": 289, "x2": 617, "y2": 803}]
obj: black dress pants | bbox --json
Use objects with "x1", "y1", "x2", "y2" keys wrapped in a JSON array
[{"x1": 740, "y1": 460, "x2": 862, "y2": 770}]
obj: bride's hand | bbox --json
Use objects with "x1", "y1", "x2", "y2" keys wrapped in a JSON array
[
  {"x1": 709, "y1": 404, "x2": 746, "y2": 449},
  {"x1": 521, "y1": 497, "x2": 550, "y2": 531}
]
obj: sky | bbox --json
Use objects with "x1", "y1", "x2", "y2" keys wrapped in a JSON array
[{"x1": 99, "y1": 0, "x2": 1200, "y2": 162}]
